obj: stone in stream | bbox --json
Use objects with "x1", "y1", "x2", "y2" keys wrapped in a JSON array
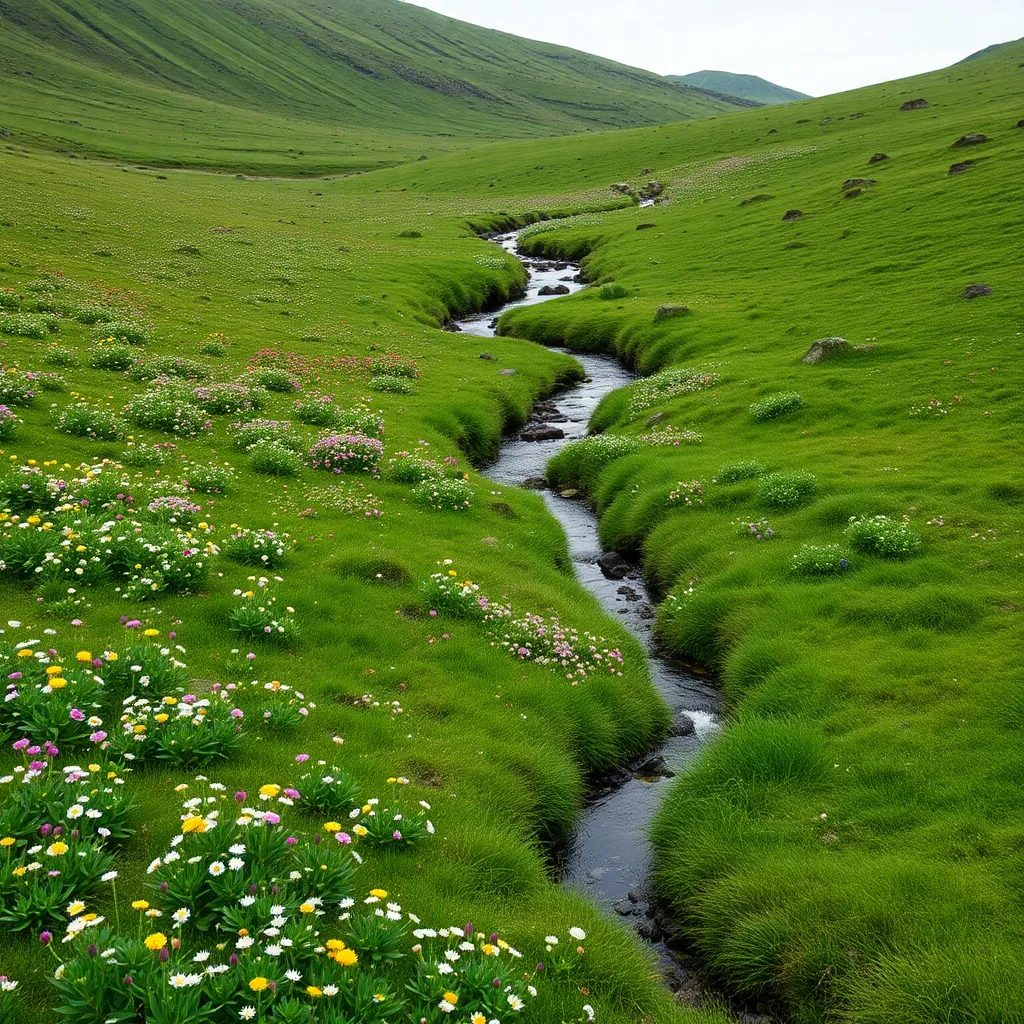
[
  {"x1": 520, "y1": 424, "x2": 565, "y2": 442},
  {"x1": 538, "y1": 284, "x2": 570, "y2": 296},
  {"x1": 635, "y1": 755, "x2": 675, "y2": 779},
  {"x1": 522, "y1": 476, "x2": 548, "y2": 490},
  {"x1": 559, "y1": 488, "x2": 580, "y2": 499},
  {"x1": 671, "y1": 713, "x2": 696, "y2": 737},
  {"x1": 597, "y1": 550, "x2": 633, "y2": 580}
]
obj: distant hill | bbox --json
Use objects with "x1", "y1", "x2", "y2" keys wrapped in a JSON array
[
  {"x1": 957, "y1": 38, "x2": 1021, "y2": 62},
  {"x1": 0, "y1": 0, "x2": 748, "y2": 173},
  {"x1": 670, "y1": 70, "x2": 811, "y2": 105}
]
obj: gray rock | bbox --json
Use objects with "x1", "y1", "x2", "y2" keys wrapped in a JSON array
[
  {"x1": 635, "y1": 755, "x2": 675, "y2": 779},
  {"x1": 498, "y1": 368, "x2": 517, "y2": 376},
  {"x1": 671, "y1": 713, "x2": 696, "y2": 737},
  {"x1": 802, "y1": 337, "x2": 851, "y2": 363},
  {"x1": 868, "y1": 152, "x2": 890, "y2": 164},
  {"x1": 739, "y1": 193, "x2": 774, "y2": 206},
  {"x1": 522, "y1": 476, "x2": 548, "y2": 490},
  {"x1": 598, "y1": 551, "x2": 632, "y2": 580},
  {"x1": 646, "y1": 411, "x2": 665, "y2": 427},
  {"x1": 952, "y1": 133, "x2": 989, "y2": 147},
  {"x1": 635, "y1": 919, "x2": 663, "y2": 943},
  {"x1": 900, "y1": 98, "x2": 928, "y2": 111},
  {"x1": 842, "y1": 178, "x2": 876, "y2": 190},
  {"x1": 479, "y1": 352, "x2": 495, "y2": 360},
  {"x1": 655, "y1": 304, "x2": 691, "y2": 321},
  {"x1": 538, "y1": 285, "x2": 570, "y2": 296},
  {"x1": 963, "y1": 284, "x2": 992, "y2": 299},
  {"x1": 520, "y1": 424, "x2": 565, "y2": 442},
  {"x1": 559, "y1": 488, "x2": 580, "y2": 499},
  {"x1": 782, "y1": 209, "x2": 804, "y2": 221},
  {"x1": 948, "y1": 160, "x2": 976, "y2": 175}
]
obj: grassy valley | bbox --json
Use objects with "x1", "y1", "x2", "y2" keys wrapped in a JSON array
[
  {"x1": 670, "y1": 71, "x2": 810, "y2": 105},
  {"x1": 0, "y1": 5, "x2": 1021, "y2": 1023}
]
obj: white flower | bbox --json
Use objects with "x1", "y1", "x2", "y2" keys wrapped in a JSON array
[
  {"x1": 229, "y1": 843, "x2": 246, "y2": 855},
  {"x1": 168, "y1": 973, "x2": 202, "y2": 988},
  {"x1": 285, "y1": 969, "x2": 302, "y2": 982},
  {"x1": 569, "y1": 927, "x2": 586, "y2": 941},
  {"x1": 239, "y1": 1008, "x2": 257, "y2": 1021},
  {"x1": 192, "y1": 950, "x2": 211, "y2": 963},
  {"x1": 444, "y1": 949, "x2": 460, "y2": 961},
  {"x1": 172, "y1": 908, "x2": 190, "y2": 925},
  {"x1": 101, "y1": 871, "x2": 118, "y2": 882},
  {"x1": 583, "y1": 1004, "x2": 596, "y2": 1021},
  {"x1": 322, "y1": 985, "x2": 339, "y2": 996},
  {"x1": 545, "y1": 935, "x2": 558, "y2": 945},
  {"x1": 437, "y1": 962, "x2": 454, "y2": 975},
  {"x1": 66, "y1": 805, "x2": 84, "y2": 820},
  {"x1": 507, "y1": 994, "x2": 524, "y2": 1011},
  {"x1": 239, "y1": 895, "x2": 256, "y2": 907},
  {"x1": 439, "y1": 1000, "x2": 455, "y2": 1014},
  {"x1": 208, "y1": 861, "x2": 226, "y2": 876},
  {"x1": 228, "y1": 857, "x2": 245, "y2": 871},
  {"x1": 236, "y1": 936, "x2": 254, "y2": 949},
  {"x1": 265, "y1": 944, "x2": 283, "y2": 956}
]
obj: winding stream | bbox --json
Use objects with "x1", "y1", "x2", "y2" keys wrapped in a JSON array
[{"x1": 457, "y1": 234, "x2": 730, "y2": 1001}]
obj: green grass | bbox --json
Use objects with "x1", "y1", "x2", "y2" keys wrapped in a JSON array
[
  {"x1": 670, "y1": 71, "x2": 811, "y2": 105},
  {"x1": 0, "y1": 0, "x2": 744, "y2": 174},
  {"x1": 0, "y1": 19, "x2": 1022, "y2": 1024}
]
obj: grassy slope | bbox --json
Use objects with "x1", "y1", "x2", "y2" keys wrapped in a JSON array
[
  {"x1": 345, "y1": 41, "x2": 1024, "y2": 1023},
  {"x1": 671, "y1": 71, "x2": 810, "y2": 104},
  {"x1": 0, "y1": 150, "x2": 736, "y2": 1022},
  {"x1": 0, "y1": 0, "x2": 742, "y2": 173}
]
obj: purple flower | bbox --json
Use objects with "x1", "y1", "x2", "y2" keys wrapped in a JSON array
[
  {"x1": 295, "y1": 753, "x2": 309, "y2": 763},
  {"x1": 230, "y1": 708, "x2": 243, "y2": 719},
  {"x1": 69, "y1": 708, "x2": 86, "y2": 722},
  {"x1": 12, "y1": 738, "x2": 29, "y2": 751},
  {"x1": 234, "y1": 791, "x2": 246, "y2": 803},
  {"x1": 393, "y1": 830, "x2": 403, "y2": 840},
  {"x1": 40, "y1": 931, "x2": 52, "y2": 945},
  {"x1": 263, "y1": 812, "x2": 280, "y2": 825},
  {"x1": 335, "y1": 832, "x2": 352, "y2": 845},
  {"x1": 285, "y1": 836, "x2": 297, "y2": 846},
  {"x1": 90, "y1": 731, "x2": 107, "y2": 743}
]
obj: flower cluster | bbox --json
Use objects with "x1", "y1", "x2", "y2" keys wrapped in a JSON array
[
  {"x1": 223, "y1": 528, "x2": 294, "y2": 568},
  {"x1": 308, "y1": 434, "x2": 383, "y2": 475},
  {"x1": 845, "y1": 515, "x2": 922, "y2": 559},
  {"x1": 628, "y1": 366, "x2": 720, "y2": 416},
  {"x1": 412, "y1": 476, "x2": 473, "y2": 511},
  {"x1": 667, "y1": 479, "x2": 705, "y2": 507},
  {"x1": 732, "y1": 517, "x2": 776, "y2": 540},
  {"x1": 229, "y1": 577, "x2": 299, "y2": 646}
]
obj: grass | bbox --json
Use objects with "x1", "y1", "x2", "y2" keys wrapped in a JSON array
[
  {"x1": 0, "y1": 17, "x2": 1021, "y2": 1024},
  {"x1": 0, "y1": 0, "x2": 744, "y2": 174}
]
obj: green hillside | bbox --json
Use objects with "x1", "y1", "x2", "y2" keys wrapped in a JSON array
[
  {"x1": 671, "y1": 70, "x2": 811, "y2": 104},
  {"x1": 0, "y1": 0, "x2": 745, "y2": 173}
]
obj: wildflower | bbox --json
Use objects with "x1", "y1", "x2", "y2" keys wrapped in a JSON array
[
  {"x1": 172, "y1": 908, "x2": 190, "y2": 925},
  {"x1": 508, "y1": 994, "x2": 524, "y2": 1010},
  {"x1": 46, "y1": 842, "x2": 69, "y2": 856},
  {"x1": 569, "y1": 927, "x2": 586, "y2": 941},
  {"x1": 209, "y1": 861, "x2": 226, "y2": 876},
  {"x1": 76, "y1": 651, "x2": 92, "y2": 662},
  {"x1": 144, "y1": 933, "x2": 167, "y2": 951},
  {"x1": 249, "y1": 977, "x2": 269, "y2": 992},
  {"x1": 181, "y1": 816, "x2": 207, "y2": 833},
  {"x1": 132, "y1": 900, "x2": 149, "y2": 910},
  {"x1": 306, "y1": 986, "x2": 323, "y2": 998},
  {"x1": 240, "y1": 1009, "x2": 256, "y2": 1021},
  {"x1": 369, "y1": 888, "x2": 388, "y2": 898}
]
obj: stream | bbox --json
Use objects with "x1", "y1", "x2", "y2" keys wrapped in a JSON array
[{"x1": 456, "y1": 234, "x2": 737, "y2": 1007}]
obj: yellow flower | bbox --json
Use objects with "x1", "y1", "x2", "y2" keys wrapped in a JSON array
[
  {"x1": 299, "y1": 902, "x2": 315, "y2": 914},
  {"x1": 12, "y1": 866, "x2": 26, "y2": 877},
  {"x1": 258, "y1": 784, "x2": 280, "y2": 798},
  {"x1": 133, "y1": 724, "x2": 146, "y2": 734},
  {"x1": 323, "y1": 821, "x2": 342, "y2": 832},
  {"x1": 472, "y1": 1015, "x2": 487, "y2": 1024},
  {"x1": 46, "y1": 842, "x2": 69, "y2": 856},
  {"x1": 154, "y1": 713, "x2": 169, "y2": 724},
  {"x1": 144, "y1": 932, "x2": 167, "y2": 951},
  {"x1": 75, "y1": 544, "x2": 86, "y2": 553},
  {"x1": 105, "y1": 652, "x2": 118, "y2": 662},
  {"x1": 443, "y1": 991, "x2": 459, "y2": 1005},
  {"x1": 67, "y1": 900, "x2": 86, "y2": 915},
  {"x1": 369, "y1": 888, "x2": 388, "y2": 899},
  {"x1": 306, "y1": 986, "x2": 322, "y2": 998},
  {"x1": 132, "y1": 900, "x2": 150, "y2": 911},
  {"x1": 361, "y1": 803, "x2": 372, "y2": 815},
  {"x1": 76, "y1": 651, "x2": 92, "y2": 662},
  {"x1": 163, "y1": 696, "x2": 178, "y2": 705},
  {"x1": 0, "y1": 837, "x2": 15, "y2": 848},
  {"x1": 49, "y1": 678, "x2": 68, "y2": 690},
  {"x1": 17, "y1": 649, "x2": 32, "y2": 659},
  {"x1": 45, "y1": 665, "x2": 63, "y2": 676},
  {"x1": 481, "y1": 943, "x2": 497, "y2": 956},
  {"x1": 181, "y1": 816, "x2": 207, "y2": 833},
  {"x1": 143, "y1": 629, "x2": 159, "y2": 637},
  {"x1": 352, "y1": 825, "x2": 368, "y2": 837},
  {"x1": 249, "y1": 977, "x2": 269, "y2": 992},
  {"x1": 332, "y1": 948, "x2": 358, "y2": 966}
]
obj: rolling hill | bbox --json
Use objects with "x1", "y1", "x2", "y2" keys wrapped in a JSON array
[
  {"x1": 0, "y1": 0, "x2": 749, "y2": 173},
  {"x1": 671, "y1": 69, "x2": 811, "y2": 104}
]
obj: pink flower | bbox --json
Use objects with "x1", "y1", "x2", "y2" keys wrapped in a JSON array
[
  {"x1": 392, "y1": 830, "x2": 403, "y2": 841},
  {"x1": 263, "y1": 812, "x2": 280, "y2": 825},
  {"x1": 295, "y1": 753, "x2": 309, "y2": 763},
  {"x1": 230, "y1": 708, "x2": 244, "y2": 719},
  {"x1": 69, "y1": 708, "x2": 86, "y2": 722},
  {"x1": 89, "y1": 731, "x2": 107, "y2": 743},
  {"x1": 334, "y1": 832, "x2": 352, "y2": 845}
]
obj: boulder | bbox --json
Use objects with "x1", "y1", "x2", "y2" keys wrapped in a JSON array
[
  {"x1": 655, "y1": 304, "x2": 691, "y2": 321},
  {"x1": 635, "y1": 755, "x2": 675, "y2": 779},
  {"x1": 598, "y1": 550, "x2": 633, "y2": 580},
  {"x1": 610, "y1": 182, "x2": 634, "y2": 194},
  {"x1": 782, "y1": 209, "x2": 804, "y2": 221},
  {"x1": 868, "y1": 152, "x2": 890, "y2": 164},
  {"x1": 948, "y1": 161, "x2": 976, "y2": 175},
  {"x1": 820, "y1": 117, "x2": 832, "y2": 126},
  {"x1": 963, "y1": 284, "x2": 992, "y2": 299},
  {"x1": 441, "y1": 319, "x2": 462, "y2": 333},
  {"x1": 1017, "y1": 120, "x2": 1024, "y2": 129},
  {"x1": 522, "y1": 476, "x2": 548, "y2": 490},
  {"x1": 802, "y1": 337, "x2": 851, "y2": 363},
  {"x1": 842, "y1": 178, "x2": 876, "y2": 190},
  {"x1": 900, "y1": 98, "x2": 928, "y2": 111},
  {"x1": 559, "y1": 488, "x2": 580, "y2": 499},
  {"x1": 640, "y1": 180, "x2": 663, "y2": 199},
  {"x1": 671, "y1": 713, "x2": 696, "y2": 737},
  {"x1": 952, "y1": 134, "x2": 989, "y2": 147},
  {"x1": 520, "y1": 424, "x2": 565, "y2": 442},
  {"x1": 739, "y1": 193, "x2": 773, "y2": 205},
  {"x1": 498, "y1": 368, "x2": 517, "y2": 376},
  {"x1": 478, "y1": 352, "x2": 495, "y2": 360},
  {"x1": 538, "y1": 284, "x2": 570, "y2": 296}
]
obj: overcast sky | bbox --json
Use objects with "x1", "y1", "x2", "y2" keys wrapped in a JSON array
[{"x1": 404, "y1": 0, "x2": 1021, "y2": 96}]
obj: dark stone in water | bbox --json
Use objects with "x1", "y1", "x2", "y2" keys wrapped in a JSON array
[
  {"x1": 671, "y1": 713, "x2": 696, "y2": 737},
  {"x1": 636, "y1": 755, "x2": 675, "y2": 778},
  {"x1": 635, "y1": 919, "x2": 663, "y2": 943},
  {"x1": 638, "y1": 604, "x2": 655, "y2": 620},
  {"x1": 963, "y1": 284, "x2": 992, "y2": 299},
  {"x1": 598, "y1": 551, "x2": 633, "y2": 580},
  {"x1": 559, "y1": 488, "x2": 580, "y2": 499},
  {"x1": 521, "y1": 424, "x2": 565, "y2": 442},
  {"x1": 441, "y1": 319, "x2": 462, "y2": 332},
  {"x1": 522, "y1": 476, "x2": 548, "y2": 490},
  {"x1": 538, "y1": 285, "x2": 570, "y2": 296}
]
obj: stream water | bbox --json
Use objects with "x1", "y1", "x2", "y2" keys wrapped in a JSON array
[{"x1": 456, "y1": 234, "x2": 733, "y2": 1003}]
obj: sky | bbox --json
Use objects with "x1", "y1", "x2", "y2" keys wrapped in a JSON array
[{"x1": 403, "y1": 0, "x2": 1022, "y2": 97}]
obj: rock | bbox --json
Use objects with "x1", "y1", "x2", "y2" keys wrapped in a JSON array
[
  {"x1": 1017, "y1": 119, "x2": 1024, "y2": 129},
  {"x1": 781, "y1": 209, "x2": 804, "y2": 221},
  {"x1": 655, "y1": 304, "x2": 691, "y2": 321},
  {"x1": 820, "y1": 117, "x2": 832, "y2": 126},
  {"x1": 610, "y1": 182, "x2": 634, "y2": 194},
  {"x1": 635, "y1": 755, "x2": 675, "y2": 779},
  {"x1": 842, "y1": 178, "x2": 876, "y2": 190},
  {"x1": 538, "y1": 285, "x2": 570, "y2": 296},
  {"x1": 900, "y1": 98, "x2": 928, "y2": 111},
  {"x1": 948, "y1": 161, "x2": 976, "y2": 175},
  {"x1": 614, "y1": 903, "x2": 634, "y2": 917},
  {"x1": 498, "y1": 368, "x2": 517, "y2": 376},
  {"x1": 522, "y1": 476, "x2": 548, "y2": 490},
  {"x1": 598, "y1": 550, "x2": 633, "y2": 580},
  {"x1": 441, "y1": 319, "x2": 462, "y2": 333},
  {"x1": 849, "y1": 111, "x2": 866, "y2": 119},
  {"x1": 640, "y1": 180, "x2": 663, "y2": 199},
  {"x1": 480, "y1": 537, "x2": 498, "y2": 546},
  {"x1": 646, "y1": 412, "x2": 665, "y2": 427},
  {"x1": 802, "y1": 337, "x2": 851, "y2": 363},
  {"x1": 636, "y1": 223, "x2": 657, "y2": 231},
  {"x1": 479, "y1": 352, "x2": 495, "y2": 360},
  {"x1": 520, "y1": 424, "x2": 565, "y2": 442},
  {"x1": 671, "y1": 713, "x2": 696, "y2": 737},
  {"x1": 635, "y1": 919, "x2": 663, "y2": 943},
  {"x1": 739, "y1": 193, "x2": 773, "y2": 205},
  {"x1": 638, "y1": 604, "x2": 655, "y2": 620},
  {"x1": 559, "y1": 488, "x2": 580, "y2": 499},
  {"x1": 963, "y1": 284, "x2": 992, "y2": 299},
  {"x1": 768, "y1": 128, "x2": 778, "y2": 134},
  {"x1": 952, "y1": 133, "x2": 989, "y2": 147},
  {"x1": 641, "y1": 168, "x2": 653, "y2": 175},
  {"x1": 868, "y1": 152, "x2": 890, "y2": 164}
]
